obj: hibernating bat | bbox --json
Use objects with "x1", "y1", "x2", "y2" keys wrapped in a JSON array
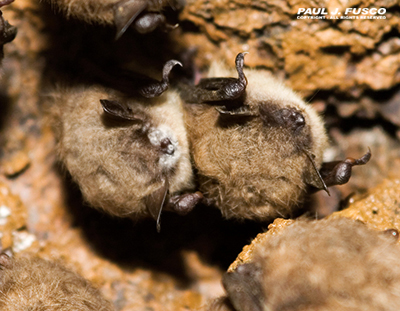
[
  {"x1": 45, "y1": 0, "x2": 182, "y2": 39},
  {"x1": 49, "y1": 60, "x2": 201, "y2": 231},
  {"x1": 0, "y1": 0, "x2": 17, "y2": 61},
  {"x1": 0, "y1": 249, "x2": 115, "y2": 310},
  {"x1": 181, "y1": 52, "x2": 371, "y2": 221},
  {"x1": 217, "y1": 218, "x2": 400, "y2": 311}
]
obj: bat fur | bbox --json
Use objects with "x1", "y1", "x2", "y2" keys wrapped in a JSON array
[
  {"x1": 183, "y1": 59, "x2": 329, "y2": 221},
  {"x1": 49, "y1": 84, "x2": 194, "y2": 220},
  {"x1": 0, "y1": 252, "x2": 114, "y2": 310}
]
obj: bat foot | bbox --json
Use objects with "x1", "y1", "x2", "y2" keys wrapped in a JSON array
[
  {"x1": 184, "y1": 52, "x2": 248, "y2": 103},
  {"x1": 218, "y1": 52, "x2": 248, "y2": 101},
  {"x1": 165, "y1": 191, "x2": 203, "y2": 215},
  {"x1": 133, "y1": 12, "x2": 176, "y2": 34},
  {"x1": 139, "y1": 59, "x2": 182, "y2": 98},
  {"x1": 0, "y1": 0, "x2": 17, "y2": 49},
  {"x1": 320, "y1": 148, "x2": 371, "y2": 187},
  {"x1": 211, "y1": 52, "x2": 248, "y2": 102}
]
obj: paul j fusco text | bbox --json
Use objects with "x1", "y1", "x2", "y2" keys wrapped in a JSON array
[{"x1": 296, "y1": 7, "x2": 387, "y2": 19}]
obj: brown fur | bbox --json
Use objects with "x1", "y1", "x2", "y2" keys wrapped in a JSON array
[
  {"x1": 218, "y1": 218, "x2": 400, "y2": 311},
  {"x1": 45, "y1": 0, "x2": 173, "y2": 25},
  {"x1": 0, "y1": 253, "x2": 114, "y2": 310},
  {"x1": 183, "y1": 63, "x2": 328, "y2": 220},
  {"x1": 205, "y1": 297, "x2": 235, "y2": 311},
  {"x1": 49, "y1": 84, "x2": 194, "y2": 218}
]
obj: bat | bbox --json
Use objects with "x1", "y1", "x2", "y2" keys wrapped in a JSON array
[
  {"x1": 0, "y1": 0, "x2": 17, "y2": 61},
  {"x1": 216, "y1": 218, "x2": 400, "y2": 311},
  {"x1": 50, "y1": 60, "x2": 201, "y2": 232},
  {"x1": 181, "y1": 52, "x2": 371, "y2": 221},
  {"x1": 46, "y1": 0, "x2": 181, "y2": 39},
  {"x1": 0, "y1": 249, "x2": 115, "y2": 310}
]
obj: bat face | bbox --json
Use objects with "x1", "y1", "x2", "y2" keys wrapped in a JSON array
[
  {"x1": 51, "y1": 85, "x2": 194, "y2": 221},
  {"x1": 220, "y1": 218, "x2": 400, "y2": 311},
  {"x1": 183, "y1": 57, "x2": 329, "y2": 220},
  {"x1": 0, "y1": 251, "x2": 114, "y2": 311}
]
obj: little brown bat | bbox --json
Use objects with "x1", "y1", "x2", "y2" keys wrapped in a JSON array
[
  {"x1": 181, "y1": 52, "x2": 371, "y2": 221},
  {"x1": 0, "y1": 0, "x2": 17, "y2": 61},
  {"x1": 46, "y1": 0, "x2": 181, "y2": 39},
  {"x1": 218, "y1": 218, "x2": 400, "y2": 311},
  {"x1": 50, "y1": 60, "x2": 201, "y2": 231},
  {"x1": 0, "y1": 249, "x2": 114, "y2": 310}
]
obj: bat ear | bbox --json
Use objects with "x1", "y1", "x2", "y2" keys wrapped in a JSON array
[
  {"x1": 100, "y1": 99, "x2": 147, "y2": 122},
  {"x1": 113, "y1": 0, "x2": 147, "y2": 40},
  {"x1": 144, "y1": 178, "x2": 169, "y2": 233},
  {"x1": 222, "y1": 263, "x2": 264, "y2": 311}
]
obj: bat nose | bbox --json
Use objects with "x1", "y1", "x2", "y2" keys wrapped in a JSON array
[
  {"x1": 290, "y1": 110, "x2": 305, "y2": 128},
  {"x1": 160, "y1": 138, "x2": 175, "y2": 155}
]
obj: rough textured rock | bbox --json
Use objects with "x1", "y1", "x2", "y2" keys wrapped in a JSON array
[
  {"x1": 174, "y1": 0, "x2": 400, "y2": 133},
  {"x1": 330, "y1": 178, "x2": 400, "y2": 233},
  {"x1": 0, "y1": 182, "x2": 31, "y2": 251},
  {"x1": 228, "y1": 219, "x2": 294, "y2": 273}
]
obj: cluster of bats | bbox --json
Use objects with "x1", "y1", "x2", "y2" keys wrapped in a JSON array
[
  {"x1": 2, "y1": 1, "x2": 397, "y2": 310},
  {"x1": 51, "y1": 51, "x2": 371, "y2": 228}
]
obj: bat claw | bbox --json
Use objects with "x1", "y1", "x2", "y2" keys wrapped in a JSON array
[
  {"x1": 139, "y1": 59, "x2": 182, "y2": 98},
  {"x1": 345, "y1": 147, "x2": 371, "y2": 166},
  {"x1": 217, "y1": 52, "x2": 248, "y2": 101}
]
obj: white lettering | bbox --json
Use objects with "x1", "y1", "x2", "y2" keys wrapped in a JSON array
[
  {"x1": 331, "y1": 8, "x2": 339, "y2": 15},
  {"x1": 312, "y1": 8, "x2": 321, "y2": 14},
  {"x1": 345, "y1": 8, "x2": 353, "y2": 15},
  {"x1": 378, "y1": 8, "x2": 386, "y2": 14}
]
